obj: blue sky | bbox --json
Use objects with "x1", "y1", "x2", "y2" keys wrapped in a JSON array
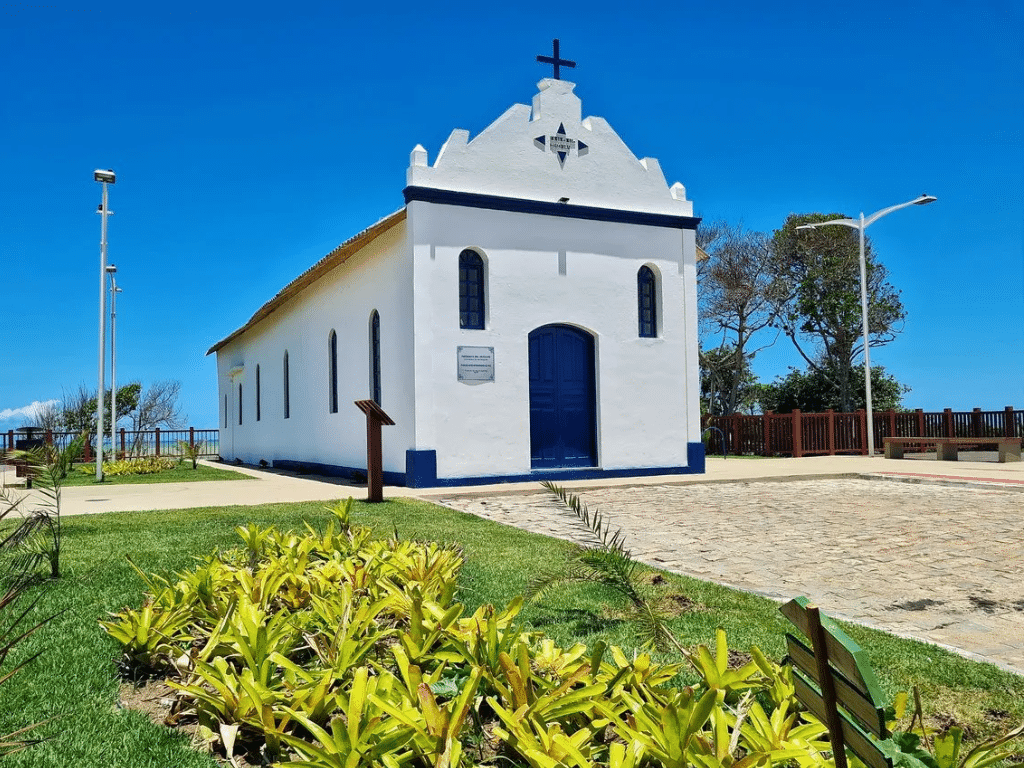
[{"x1": 2, "y1": 0, "x2": 1022, "y2": 429}]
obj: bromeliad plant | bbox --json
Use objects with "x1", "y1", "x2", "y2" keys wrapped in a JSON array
[
  {"x1": 102, "y1": 456, "x2": 178, "y2": 476},
  {"x1": 102, "y1": 496, "x2": 1023, "y2": 768},
  {"x1": 878, "y1": 689, "x2": 1024, "y2": 768}
]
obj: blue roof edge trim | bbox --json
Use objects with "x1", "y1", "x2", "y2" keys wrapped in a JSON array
[{"x1": 404, "y1": 186, "x2": 701, "y2": 230}]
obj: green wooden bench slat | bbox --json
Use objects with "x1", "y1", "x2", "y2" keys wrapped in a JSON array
[
  {"x1": 786, "y1": 633, "x2": 887, "y2": 738},
  {"x1": 793, "y1": 670, "x2": 893, "y2": 768},
  {"x1": 780, "y1": 597, "x2": 887, "y2": 708}
]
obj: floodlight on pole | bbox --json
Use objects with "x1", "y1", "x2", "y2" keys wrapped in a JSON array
[
  {"x1": 94, "y1": 169, "x2": 115, "y2": 480},
  {"x1": 107, "y1": 265, "x2": 121, "y2": 457},
  {"x1": 795, "y1": 193, "x2": 937, "y2": 457}
]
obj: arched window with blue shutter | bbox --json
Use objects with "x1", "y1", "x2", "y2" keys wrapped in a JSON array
[
  {"x1": 369, "y1": 310, "x2": 381, "y2": 405},
  {"x1": 459, "y1": 249, "x2": 485, "y2": 329},
  {"x1": 283, "y1": 351, "x2": 291, "y2": 419},
  {"x1": 637, "y1": 266, "x2": 657, "y2": 338},
  {"x1": 328, "y1": 330, "x2": 338, "y2": 413}
]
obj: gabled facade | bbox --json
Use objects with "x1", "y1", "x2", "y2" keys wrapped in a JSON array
[{"x1": 207, "y1": 77, "x2": 704, "y2": 487}]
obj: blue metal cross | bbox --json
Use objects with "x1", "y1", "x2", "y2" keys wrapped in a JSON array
[{"x1": 537, "y1": 38, "x2": 576, "y2": 80}]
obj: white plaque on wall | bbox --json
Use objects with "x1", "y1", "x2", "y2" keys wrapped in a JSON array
[{"x1": 457, "y1": 346, "x2": 495, "y2": 383}]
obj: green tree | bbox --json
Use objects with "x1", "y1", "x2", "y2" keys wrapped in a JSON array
[
  {"x1": 771, "y1": 214, "x2": 907, "y2": 412},
  {"x1": 56, "y1": 383, "x2": 141, "y2": 434},
  {"x1": 697, "y1": 221, "x2": 780, "y2": 415},
  {"x1": 759, "y1": 363, "x2": 910, "y2": 413},
  {"x1": 700, "y1": 345, "x2": 760, "y2": 415}
]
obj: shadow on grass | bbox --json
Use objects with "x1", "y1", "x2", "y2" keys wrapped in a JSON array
[{"x1": 528, "y1": 607, "x2": 625, "y2": 637}]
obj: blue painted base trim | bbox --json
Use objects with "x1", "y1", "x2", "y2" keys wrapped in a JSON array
[
  {"x1": 423, "y1": 461, "x2": 705, "y2": 488},
  {"x1": 274, "y1": 450, "x2": 707, "y2": 490},
  {"x1": 405, "y1": 449, "x2": 438, "y2": 488},
  {"x1": 273, "y1": 459, "x2": 405, "y2": 487},
  {"x1": 687, "y1": 441, "x2": 706, "y2": 474}
]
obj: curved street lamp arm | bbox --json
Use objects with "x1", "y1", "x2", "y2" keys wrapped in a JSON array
[
  {"x1": 795, "y1": 218, "x2": 859, "y2": 231},
  {"x1": 863, "y1": 194, "x2": 936, "y2": 228},
  {"x1": 796, "y1": 195, "x2": 936, "y2": 231}
]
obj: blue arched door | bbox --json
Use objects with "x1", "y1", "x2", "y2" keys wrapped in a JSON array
[{"x1": 529, "y1": 325, "x2": 597, "y2": 469}]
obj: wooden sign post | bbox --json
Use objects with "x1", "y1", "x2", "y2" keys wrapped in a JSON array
[
  {"x1": 354, "y1": 400, "x2": 395, "y2": 503},
  {"x1": 781, "y1": 597, "x2": 892, "y2": 768}
]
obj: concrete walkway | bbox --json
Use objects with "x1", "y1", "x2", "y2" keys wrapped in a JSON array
[{"x1": 2, "y1": 454, "x2": 1022, "y2": 674}]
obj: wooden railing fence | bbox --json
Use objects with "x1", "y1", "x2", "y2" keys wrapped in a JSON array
[
  {"x1": 702, "y1": 407, "x2": 1022, "y2": 457},
  {"x1": 1, "y1": 428, "x2": 220, "y2": 462}
]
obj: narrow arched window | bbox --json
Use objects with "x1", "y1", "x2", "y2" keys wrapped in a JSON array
[
  {"x1": 238, "y1": 383, "x2": 243, "y2": 425},
  {"x1": 638, "y1": 266, "x2": 657, "y2": 338},
  {"x1": 328, "y1": 330, "x2": 338, "y2": 413},
  {"x1": 369, "y1": 310, "x2": 381, "y2": 405},
  {"x1": 283, "y1": 351, "x2": 291, "y2": 419},
  {"x1": 256, "y1": 365, "x2": 261, "y2": 421},
  {"x1": 459, "y1": 249, "x2": 485, "y2": 329}
]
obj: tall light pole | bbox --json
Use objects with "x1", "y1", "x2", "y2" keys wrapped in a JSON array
[
  {"x1": 796, "y1": 193, "x2": 937, "y2": 456},
  {"x1": 94, "y1": 169, "x2": 115, "y2": 480},
  {"x1": 107, "y1": 264, "x2": 122, "y2": 457}
]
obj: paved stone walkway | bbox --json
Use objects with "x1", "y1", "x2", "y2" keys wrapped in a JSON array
[{"x1": 435, "y1": 478, "x2": 1024, "y2": 675}]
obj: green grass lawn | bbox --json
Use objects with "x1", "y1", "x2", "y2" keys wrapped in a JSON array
[
  {"x1": 1, "y1": 497, "x2": 1022, "y2": 766},
  {"x1": 58, "y1": 462, "x2": 251, "y2": 486}
]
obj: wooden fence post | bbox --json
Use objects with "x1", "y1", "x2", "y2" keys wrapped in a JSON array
[
  {"x1": 763, "y1": 412, "x2": 773, "y2": 456},
  {"x1": 916, "y1": 408, "x2": 925, "y2": 437},
  {"x1": 857, "y1": 410, "x2": 867, "y2": 454},
  {"x1": 189, "y1": 426, "x2": 195, "y2": 450},
  {"x1": 943, "y1": 408, "x2": 954, "y2": 438},
  {"x1": 44, "y1": 429, "x2": 53, "y2": 446},
  {"x1": 887, "y1": 410, "x2": 896, "y2": 441},
  {"x1": 792, "y1": 410, "x2": 803, "y2": 458},
  {"x1": 1004, "y1": 406, "x2": 1015, "y2": 438},
  {"x1": 971, "y1": 407, "x2": 982, "y2": 438},
  {"x1": 120, "y1": 428, "x2": 125, "y2": 458},
  {"x1": 826, "y1": 410, "x2": 835, "y2": 455},
  {"x1": 155, "y1": 428, "x2": 161, "y2": 457}
]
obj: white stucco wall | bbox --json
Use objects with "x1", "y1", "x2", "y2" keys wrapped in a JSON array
[
  {"x1": 216, "y1": 221, "x2": 414, "y2": 473},
  {"x1": 213, "y1": 74, "x2": 702, "y2": 484},
  {"x1": 408, "y1": 200, "x2": 696, "y2": 480}
]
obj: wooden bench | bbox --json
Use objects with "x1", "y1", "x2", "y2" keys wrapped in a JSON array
[
  {"x1": 883, "y1": 436, "x2": 1021, "y2": 463},
  {"x1": 781, "y1": 597, "x2": 892, "y2": 768}
]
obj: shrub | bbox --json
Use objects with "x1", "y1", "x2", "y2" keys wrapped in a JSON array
[
  {"x1": 102, "y1": 498, "x2": 1024, "y2": 768},
  {"x1": 103, "y1": 457, "x2": 177, "y2": 476},
  {"x1": 176, "y1": 441, "x2": 205, "y2": 470},
  {"x1": 0, "y1": 435, "x2": 82, "y2": 579}
]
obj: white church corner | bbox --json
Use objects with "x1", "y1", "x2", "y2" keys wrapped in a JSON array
[{"x1": 210, "y1": 60, "x2": 705, "y2": 487}]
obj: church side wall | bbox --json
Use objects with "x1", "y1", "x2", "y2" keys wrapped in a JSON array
[
  {"x1": 408, "y1": 201, "x2": 695, "y2": 481},
  {"x1": 215, "y1": 221, "x2": 414, "y2": 475}
]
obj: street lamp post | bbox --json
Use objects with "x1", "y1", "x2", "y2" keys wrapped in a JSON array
[
  {"x1": 94, "y1": 169, "x2": 115, "y2": 480},
  {"x1": 796, "y1": 193, "x2": 937, "y2": 456},
  {"x1": 107, "y1": 265, "x2": 122, "y2": 457}
]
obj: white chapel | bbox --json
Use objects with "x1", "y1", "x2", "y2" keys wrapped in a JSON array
[{"x1": 207, "y1": 49, "x2": 705, "y2": 487}]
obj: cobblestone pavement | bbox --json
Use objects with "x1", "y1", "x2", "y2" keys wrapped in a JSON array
[{"x1": 434, "y1": 478, "x2": 1024, "y2": 675}]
